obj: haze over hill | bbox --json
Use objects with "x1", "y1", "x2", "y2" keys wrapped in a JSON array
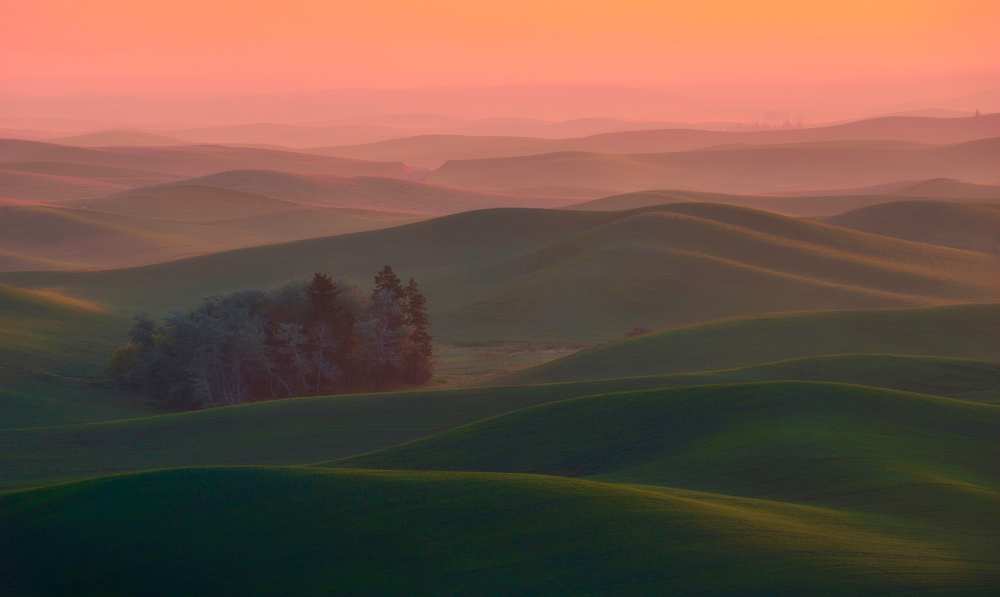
[
  {"x1": 570, "y1": 189, "x2": 953, "y2": 217},
  {"x1": 792, "y1": 177, "x2": 1000, "y2": 200},
  {"x1": 427, "y1": 138, "x2": 1000, "y2": 195},
  {"x1": 322, "y1": 114, "x2": 1000, "y2": 168},
  {"x1": 51, "y1": 129, "x2": 185, "y2": 147},
  {"x1": 5, "y1": 203, "x2": 997, "y2": 341},
  {"x1": 0, "y1": 138, "x2": 408, "y2": 180},
  {"x1": 160, "y1": 169, "x2": 569, "y2": 214}
]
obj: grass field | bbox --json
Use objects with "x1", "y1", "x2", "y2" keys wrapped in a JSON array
[
  {"x1": 510, "y1": 303, "x2": 1000, "y2": 383},
  {"x1": 4, "y1": 354, "x2": 999, "y2": 489},
  {"x1": 0, "y1": 285, "x2": 149, "y2": 428},
  {"x1": 3, "y1": 466, "x2": 998, "y2": 596}
]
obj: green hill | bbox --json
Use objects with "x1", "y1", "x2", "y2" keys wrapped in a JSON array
[
  {"x1": 3, "y1": 203, "x2": 997, "y2": 342},
  {"x1": 827, "y1": 200, "x2": 1000, "y2": 254},
  {"x1": 340, "y1": 382, "x2": 1000, "y2": 566},
  {"x1": 341, "y1": 383, "x2": 1000, "y2": 500},
  {"x1": 510, "y1": 303, "x2": 1000, "y2": 383},
  {"x1": 3, "y1": 466, "x2": 996, "y2": 596},
  {"x1": 4, "y1": 354, "x2": 999, "y2": 488},
  {"x1": 0, "y1": 285, "x2": 148, "y2": 428}
]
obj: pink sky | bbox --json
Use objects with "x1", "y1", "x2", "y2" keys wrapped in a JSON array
[{"x1": 3, "y1": 0, "x2": 999, "y2": 125}]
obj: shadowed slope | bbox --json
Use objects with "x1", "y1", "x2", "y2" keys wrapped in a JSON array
[
  {"x1": 510, "y1": 303, "x2": 1000, "y2": 383},
  {"x1": 5, "y1": 466, "x2": 993, "y2": 596},
  {"x1": 827, "y1": 200, "x2": 1000, "y2": 254}
]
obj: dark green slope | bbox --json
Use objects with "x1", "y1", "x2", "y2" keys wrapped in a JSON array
[
  {"x1": 3, "y1": 467, "x2": 996, "y2": 596},
  {"x1": 511, "y1": 303, "x2": 1000, "y2": 383},
  {"x1": 341, "y1": 382, "x2": 1000, "y2": 562},
  {"x1": 4, "y1": 355, "x2": 999, "y2": 489}
]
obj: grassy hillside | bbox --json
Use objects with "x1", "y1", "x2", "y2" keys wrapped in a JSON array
[
  {"x1": 427, "y1": 138, "x2": 1000, "y2": 195},
  {"x1": 3, "y1": 204, "x2": 997, "y2": 341},
  {"x1": 0, "y1": 285, "x2": 148, "y2": 428},
  {"x1": 4, "y1": 354, "x2": 999, "y2": 488},
  {"x1": 340, "y1": 382, "x2": 1000, "y2": 568},
  {"x1": 510, "y1": 303, "x2": 1000, "y2": 383},
  {"x1": 324, "y1": 113, "x2": 1000, "y2": 168},
  {"x1": 8, "y1": 466, "x2": 995, "y2": 596},
  {"x1": 827, "y1": 200, "x2": 1000, "y2": 254},
  {"x1": 0, "y1": 202, "x2": 421, "y2": 272}
]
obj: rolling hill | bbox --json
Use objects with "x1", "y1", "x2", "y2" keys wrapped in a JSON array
[
  {"x1": 5, "y1": 353, "x2": 1000, "y2": 486},
  {"x1": 0, "y1": 138, "x2": 408, "y2": 180},
  {"x1": 793, "y1": 177, "x2": 1000, "y2": 200},
  {"x1": 0, "y1": 202, "x2": 422, "y2": 271},
  {"x1": 164, "y1": 169, "x2": 569, "y2": 213},
  {"x1": 0, "y1": 285, "x2": 148, "y2": 427},
  {"x1": 3, "y1": 203, "x2": 997, "y2": 341},
  {"x1": 9, "y1": 465, "x2": 995, "y2": 596},
  {"x1": 509, "y1": 303, "x2": 1000, "y2": 383},
  {"x1": 570, "y1": 188, "x2": 931, "y2": 217},
  {"x1": 426, "y1": 138, "x2": 1000, "y2": 195},
  {"x1": 51, "y1": 128, "x2": 185, "y2": 147},
  {"x1": 827, "y1": 200, "x2": 1000, "y2": 253},
  {"x1": 322, "y1": 113, "x2": 1000, "y2": 168},
  {"x1": 75, "y1": 185, "x2": 307, "y2": 222}
]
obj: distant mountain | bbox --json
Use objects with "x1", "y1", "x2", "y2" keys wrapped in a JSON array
[
  {"x1": 826, "y1": 200, "x2": 1000, "y2": 254},
  {"x1": 320, "y1": 113, "x2": 1000, "y2": 167},
  {"x1": 52, "y1": 129, "x2": 185, "y2": 147},
  {"x1": 426, "y1": 138, "x2": 1000, "y2": 195}
]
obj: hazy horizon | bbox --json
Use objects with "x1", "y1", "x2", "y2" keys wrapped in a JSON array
[{"x1": 4, "y1": 1, "x2": 1000, "y2": 129}]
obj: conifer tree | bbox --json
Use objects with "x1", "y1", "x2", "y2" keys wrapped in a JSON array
[{"x1": 402, "y1": 277, "x2": 433, "y2": 384}]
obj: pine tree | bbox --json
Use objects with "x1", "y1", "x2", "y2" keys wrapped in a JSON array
[
  {"x1": 373, "y1": 265, "x2": 404, "y2": 300},
  {"x1": 402, "y1": 278, "x2": 433, "y2": 384}
]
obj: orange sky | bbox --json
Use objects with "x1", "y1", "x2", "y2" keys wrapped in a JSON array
[{"x1": 3, "y1": 0, "x2": 999, "y2": 123}]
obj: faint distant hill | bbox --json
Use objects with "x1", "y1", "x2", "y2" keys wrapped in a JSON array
[
  {"x1": 826, "y1": 200, "x2": 1000, "y2": 254},
  {"x1": 161, "y1": 169, "x2": 571, "y2": 214},
  {"x1": 320, "y1": 113, "x2": 1000, "y2": 167},
  {"x1": 0, "y1": 138, "x2": 408, "y2": 180},
  {"x1": 569, "y1": 189, "x2": 935, "y2": 217},
  {"x1": 75, "y1": 185, "x2": 306, "y2": 222},
  {"x1": 52, "y1": 129, "x2": 184, "y2": 147},
  {"x1": 790, "y1": 178, "x2": 1000, "y2": 200},
  {"x1": 426, "y1": 138, "x2": 1000, "y2": 195}
]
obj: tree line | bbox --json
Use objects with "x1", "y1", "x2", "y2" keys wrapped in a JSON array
[{"x1": 110, "y1": 267, "x2": 432, "y2": 409}]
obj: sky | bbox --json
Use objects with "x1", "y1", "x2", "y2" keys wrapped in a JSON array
[{"x1": 3, "y1": 0, "x2": 999, "y2": 126}]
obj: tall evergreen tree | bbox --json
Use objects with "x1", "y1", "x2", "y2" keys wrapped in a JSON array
[{"x1": 402, "y1": 278, "x2": 433, "y2": 384}]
